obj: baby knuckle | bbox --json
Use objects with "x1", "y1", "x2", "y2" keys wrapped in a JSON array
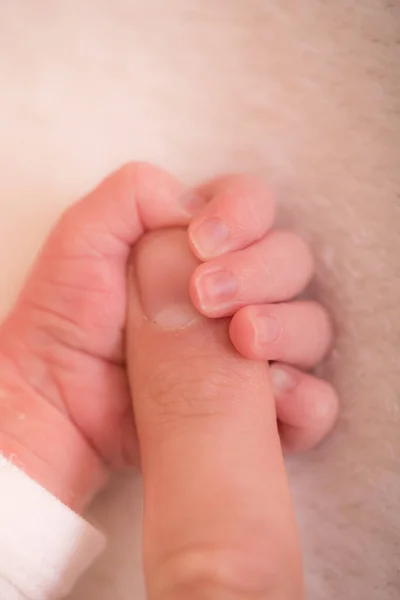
[
  {"x1": 120, "y1": 161, "x2": 160, "y2": 189},
  {"x1": 282, "y1": 231, "x2": 314, "y2": 269}
]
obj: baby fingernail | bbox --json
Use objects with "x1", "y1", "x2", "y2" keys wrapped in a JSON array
[
  {"x1": 253, "y1": 314, "x2": 281, "y2": 347},
  {"x1": 195, "y1": 269, "x2": 238, "y2": 309},
  {"x1": 190, "y1": 217, "x2": 230, "y2": 257},
  {"x1": 180, "y1": 192, "x2": 207, "y2": 217},
  {"x1": 269, "y1": 366, "x2": 296, "y2": 395}
]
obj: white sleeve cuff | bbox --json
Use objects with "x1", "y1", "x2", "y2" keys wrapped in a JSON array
[{"x1": 0, "y1": 455, "x2": 106, "y2": 600}]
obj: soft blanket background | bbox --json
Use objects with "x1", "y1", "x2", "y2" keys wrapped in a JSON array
[{"x1": 0, "y1": 2, "x2": 399, "y2": 598}]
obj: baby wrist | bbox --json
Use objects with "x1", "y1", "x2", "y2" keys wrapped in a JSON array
[{"x1": 0, "y1": 378, "x2": 108, "y2": 514}]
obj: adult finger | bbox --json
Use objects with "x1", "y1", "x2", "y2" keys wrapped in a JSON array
[{"x1": 127, "y1": 228, "x2": 303, "y2": 600}]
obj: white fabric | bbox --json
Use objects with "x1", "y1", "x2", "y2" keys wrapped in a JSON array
[{"x1": 0, "y1": 456, "x2": 106, "y2": 600}]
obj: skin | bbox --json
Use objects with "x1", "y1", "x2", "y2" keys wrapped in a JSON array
[
  {"x1": 0, "y1": 164, "x2": 339, "y2": 597},
  {"x1": 129, "y1": 228, "x2": 304, "y2": 599}
]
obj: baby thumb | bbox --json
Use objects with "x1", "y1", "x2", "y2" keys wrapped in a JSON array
[{"x1": 126, "y1": 228, "x2": 302, "y2": 600}]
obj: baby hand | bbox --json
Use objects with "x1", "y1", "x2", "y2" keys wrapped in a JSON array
[
  {"x1": 188, "y1": 175, "x2": 338, "y2": 452},
  {"x1": 0, "y1": 165, "x2": 338, "y2": 514},
  {"x1": 0, "y1": 164, "x2": 199, "y2": 511}
]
